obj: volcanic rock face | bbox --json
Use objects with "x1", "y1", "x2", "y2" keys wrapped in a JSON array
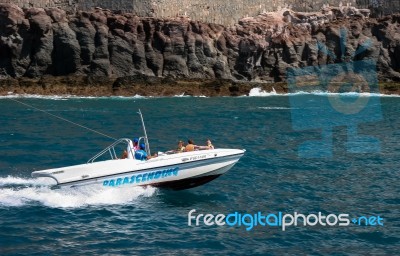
[{"x1": 0, "y1": 3, "x2": 400, "y2": 91}]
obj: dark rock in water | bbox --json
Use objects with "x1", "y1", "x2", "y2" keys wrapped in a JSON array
[{"x1": 0, "y1": 3, "x2": 400, "y2": 95}]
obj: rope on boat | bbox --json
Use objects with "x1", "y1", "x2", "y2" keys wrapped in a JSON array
[{"x1": 8, "y1": 98, "x2": 117, "y2": 140}]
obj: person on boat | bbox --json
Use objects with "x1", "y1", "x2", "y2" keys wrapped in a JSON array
[
  {"x1": 185, "y1": 139, "x2": 198, "y2": 152},
  {"x1": 176, "y1": 140, "x2": 185, "y2": 153},
  {"x1": 164, "y1": 141, "x2": 185, "y2": 154},
  {"x1": 135, "y1": 143, "x2": 157, "y2": 160},
  {"x1": 206, "y1": 139, "x2": 214, "y2": 149},
  {"x1": 198, "y1": 139, "x2": 214, "y2": 150},
  {"x1": 121, "y1": 150, "x2": 128, "y2": 159},
  {"x1": 133, "y1": 138, "x2": 139, "y2": 150},
  {"x1": 135, "y1": 143, "x2": 148, "y2": 160}
]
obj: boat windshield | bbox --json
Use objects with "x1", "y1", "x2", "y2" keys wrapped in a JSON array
[{"x1": 87, "y1": 138, "x2": 135, "y2": 163}]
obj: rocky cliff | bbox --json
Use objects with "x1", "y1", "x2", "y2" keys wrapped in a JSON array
[{"x1": 0, "y1": 3, "x2": 399, "y2": 96}]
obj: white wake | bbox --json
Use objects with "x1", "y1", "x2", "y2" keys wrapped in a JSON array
[{"x1": 0, "y1": 176, "x2": 157, "y2": 208}]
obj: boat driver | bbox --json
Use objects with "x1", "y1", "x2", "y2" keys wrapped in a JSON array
[
  {"x1": 135, "y1": 144, "x2": 158, "y2": 160},
  {"x1": 135, "y1": 144, "x2": 148, "y2": 160}
]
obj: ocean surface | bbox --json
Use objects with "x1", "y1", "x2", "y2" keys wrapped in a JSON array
[{"x1": 0, "y1": 92, "x2": 399, "y2": 255}]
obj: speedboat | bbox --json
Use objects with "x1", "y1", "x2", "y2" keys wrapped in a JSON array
[{"x1": 31, "y1": 111, "x2": 245, "y2": 190}]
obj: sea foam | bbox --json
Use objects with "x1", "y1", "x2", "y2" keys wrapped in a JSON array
[
  {"x1": 248, "y1": 87, "x2": 278, "y2": 96},
  {"x1": 0, "y1": 176, "x2": 157, "y2": 208},
  {"x1": 247, "y1": 87, "x2": 400, "y2": 97},
  {"x1": 1, "y1": 90, "x2": 399, "y2": 99}
]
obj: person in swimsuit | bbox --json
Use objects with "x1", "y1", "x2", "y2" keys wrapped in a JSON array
[
  {"x1": 197, "y1": 139, "x2": 214, "y2": 150},
  {"x1": 206, "y1": 139, "x2": 214, "y2": 149},
  {"x1": 176, "y1": 140, "x2": 185, "y2": 152},
  {"x1": 185, "y1": 139, "x2": 196, "y2": 152}
]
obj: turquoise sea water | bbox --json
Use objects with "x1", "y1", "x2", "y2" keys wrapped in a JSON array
[{"x1": 0, "y1": 95, "x2": 399, "y2": 255}]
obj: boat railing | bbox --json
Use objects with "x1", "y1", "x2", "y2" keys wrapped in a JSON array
[{"x1": 87, "y1": 138, "x2": 132, "y2": 163}]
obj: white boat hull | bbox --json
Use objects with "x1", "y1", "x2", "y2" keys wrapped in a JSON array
[{"x1": 32, "y1": 148, "x2": 245, "y2": 190}]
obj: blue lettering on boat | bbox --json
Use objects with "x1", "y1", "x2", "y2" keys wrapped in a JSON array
[
  {"x1": 136, "y1": 174, "x2": 142, "y2": 183},
  {"x1": 123, "y1": 177, "x2": 129, "y2": 184},
  {"x1": 103, "y1": 167, "x2": 179, "y2": 187}
]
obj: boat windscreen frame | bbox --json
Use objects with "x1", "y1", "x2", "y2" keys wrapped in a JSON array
[
  {"x1": 138, "y1": 109, "x2": 151, "y2": 156},
  {"x1": 87, "y1": 138, "x2": 133, "y2": 163}
]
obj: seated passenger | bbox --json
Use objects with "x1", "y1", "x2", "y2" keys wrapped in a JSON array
[
  {"x1": 121, "y1": 150, "x2": 128, "y2": 159},
  {"x1": 176, "y1": 140, "x2": 185, "y2": 153},
  {"x1": 133, "y1": 138, "x2": 139, "y2": 150},
  {"x1": 206, "y1": 139, "x2": 214, "y2": 149},
  {"x1": 185, "y1": 139, "x2": 197, "y2": 152},
  {"x1": 198, "y1": 139, "x2": 214, "y2": 150}
]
